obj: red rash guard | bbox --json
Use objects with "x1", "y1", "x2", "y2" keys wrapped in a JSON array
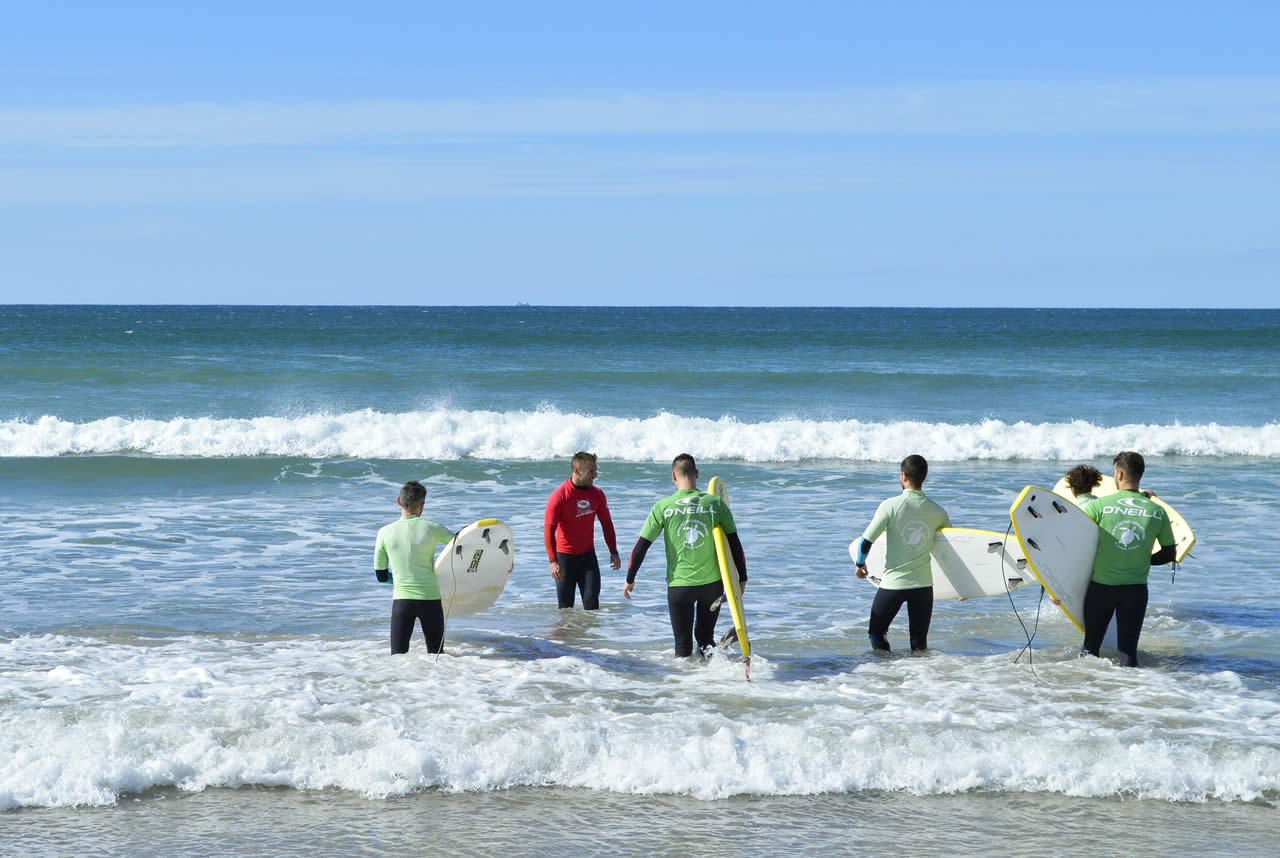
[{"x1": 544, "y1": 479, "x2": 618, "y2": 561}]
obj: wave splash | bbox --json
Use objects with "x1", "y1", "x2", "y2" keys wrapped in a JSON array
[{"x1": 3, "y1": 410, "x2": 1279, "y2": 461}]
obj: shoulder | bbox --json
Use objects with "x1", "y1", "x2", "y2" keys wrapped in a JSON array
[{"x1": 547, "y1": 480, "x2": 570, "y2": 501}]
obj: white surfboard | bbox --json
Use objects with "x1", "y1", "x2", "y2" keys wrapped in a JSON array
[
  {"x1": 435, "y1": 518, "x2": 514, "y2": 617},
  {"x1": 1052, "y1": 473, "x2": 1194, "y2": 562},
  {"x1": 850, "y1": 528, "x2": 1034, "y2": 600},
  {"x1": 1009, "y1": 486, "x2": 1097, "y2": 633}
]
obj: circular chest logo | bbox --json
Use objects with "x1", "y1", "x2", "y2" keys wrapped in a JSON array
[{"x1": 577, "y1": 499, "x2": 591, "y2": 509}]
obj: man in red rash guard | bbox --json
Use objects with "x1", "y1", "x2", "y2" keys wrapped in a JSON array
[{"x1": 544, "y1": 451, "x2": 621, "y2": 610}]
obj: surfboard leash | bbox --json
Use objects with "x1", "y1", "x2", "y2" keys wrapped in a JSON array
[{"x1": 1000, "y1": 519, "x2": 1041, "y2": 679}]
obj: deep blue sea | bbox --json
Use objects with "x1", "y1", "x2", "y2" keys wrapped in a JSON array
[{"x1": 2, "y1": 306, "x2": 1278, "y2": 856}]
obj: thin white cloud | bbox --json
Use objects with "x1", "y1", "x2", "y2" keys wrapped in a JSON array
[
  {"x1": 2, "y1": 147, "x2": 1275, "y2": 205},
  {"x1": 2, "y1": 79, "x2": 1279, "y2": 146}
]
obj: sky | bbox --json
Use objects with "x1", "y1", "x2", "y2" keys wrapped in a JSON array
[{"x1": 1, "y1": 1, "x2": 1278, "y2": 307}]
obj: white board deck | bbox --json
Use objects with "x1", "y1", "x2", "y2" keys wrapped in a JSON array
[
  {"x1": 436, "y1": 518, "x2": 514, "y2": 617},
  {"x1": 1051, "y1": 473, "x2": 1195, "y2": 562},
  {"x1": 850, "y1": 528, "x2": 1035, "y2": 600},
  {"x1": 1009, "y1": 486, "x2": 1097, "y2": 634}
]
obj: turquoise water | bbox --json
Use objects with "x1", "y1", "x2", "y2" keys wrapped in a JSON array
[{"x1": 2, "y1": 306, "x2": 1278, "y2": 855}]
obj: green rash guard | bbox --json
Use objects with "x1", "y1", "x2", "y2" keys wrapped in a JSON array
[
  {"x1": 1084, "y1": 491, "x2": 1175, "y2": 585},
  {"x1": 639, "y1": 489, "x2": 737, "y2": 588},
  {"x1": 374, "y1": 515, "x2": 454, "y2": 600},
  {"x1": 860, "y1": 489, "x2": 951, "y2": 590},
  {"x1": 1072, "y1": 492, "x2": 1097, "y2": 510}
]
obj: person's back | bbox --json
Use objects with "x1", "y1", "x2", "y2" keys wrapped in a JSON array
[
  {"x1": 1078, "y1": 451, "x2": 1176, "y2": 667},
  {"x1": 373, "y1": 480, "x2": 454, "y2": 654},
  {"x1": 624, "y1": 453, "x2": 746, "y2": 658},
  {"x1": 867, "y1": 489, "x2": 950, "y2": 589},
  {"x1": 854, "y1": 454, "x2": 950, "y2": 652},
  {"x1": 1084, "y1": 490, "x2": 1170, "y2": 586}
]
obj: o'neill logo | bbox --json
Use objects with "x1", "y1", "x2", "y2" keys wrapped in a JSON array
[
  {"x1": 577, "y1": 500, "x2": 591, "y2": 509},
  {"x1": 1102, "y1": 497, "x2": 1163, "y2": 520},
  {"x1": 575, "y1": 499, "x2": 594, "y2": 518},
  {"x1": 1112, "y1": 521, "x2": 1147, "y2": 551},
  {"x1": 679, "y1": 520, "x2": 709, "y2": 550}
]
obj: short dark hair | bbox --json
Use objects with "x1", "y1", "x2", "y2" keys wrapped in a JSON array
[
  {"x1": 1065, "y1": 464, "x2": 1103, "y2": 496},
  {"x1": 672, "y1": 453, "x2": 697, "y2": 478},
  {"x1": 1113, "y1": 451, "x2": 1145, "y2": 481},
  {"x1": 900, "y1": 454, "x2": 928, "y2": 486},
  {"x1": 571, "y1": 451, "x2": 597, "y2": 470},
  {"x1": 399, "y1": 480, "x2": 427, "y2": 510}
]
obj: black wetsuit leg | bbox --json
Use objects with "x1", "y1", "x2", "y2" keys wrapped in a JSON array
[
  {"x1": 390, "y1": 599, "x2": 445, "y2": 655},
  {"x1": 869, "y1": 586, "x2": 933, "y2": 652},
  {"x1": 556, "y1": 551, "x2": 601, "y2": 610},
  {"x1": 903, "y1": 587, "x2": 934, "y2": 651},
  {"x1": 668, "y1": 581, "x2": 724, "y2": 658},
  {"x1": 1112, "y1": 584, "x2": 1149, "y2": 667},
  {"x1": 869, "y1": 588, "x2": 907, "y2": 651},
  {"x1": 1081, "y1": 581, "x2": 1118, "y2": 658}
]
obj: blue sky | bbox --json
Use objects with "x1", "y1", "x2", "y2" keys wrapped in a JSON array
[{"x1": 2, "y1": 1, "x2": 1277, "y2": 306}]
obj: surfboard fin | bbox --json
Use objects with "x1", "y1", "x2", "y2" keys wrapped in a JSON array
[{"x1": 719, "y1": 627, "x2": 739, "y2": 649}]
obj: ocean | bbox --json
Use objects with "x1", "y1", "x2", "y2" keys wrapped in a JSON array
[{"x1": 2, "y1": 306, "x2": 1278, "y2": 856}]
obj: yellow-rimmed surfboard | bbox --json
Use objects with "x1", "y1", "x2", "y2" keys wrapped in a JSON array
[
  {"x1": 436, "y1": 518, "x2": 515, "y2": 617},
  {"x1": 707, "y1": 476, "x2": 750, "y2": 674}
]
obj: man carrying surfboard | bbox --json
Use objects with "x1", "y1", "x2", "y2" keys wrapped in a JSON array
[
  {"x1": 373, "y1": 480, "x2": 455, "y2": 655},
  {"x1": 543, "y1": 451, "x2": 621, "y2": 610},
  {"x1": 623, "y1": 454, "x2": 747, "y2": 658},
  {"x1": 853, "y1": 455, "x2": 951, "y2": 652},
  {"x1": 1080, "y1": 451, "x2": 1177, "y2": 667}
]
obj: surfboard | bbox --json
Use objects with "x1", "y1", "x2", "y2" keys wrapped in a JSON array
[
  {"x1": 435, "y1": 518, "x2": 514, "y2": 617},
  {"x1": 1008, "y1": 486, "x2": 1098, "y2": 634},
  {"x1": 706, "y1": 477, "x2": 750, "y2": 667},
  {"x1": 1051, "y1": 473, "x2": 1194, "y2": 562},
  {"x1": 849, "y1": 528, "x2": 1034, "y2": 600}
]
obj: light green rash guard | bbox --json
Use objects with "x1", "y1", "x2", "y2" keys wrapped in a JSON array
[
  {"x1": 860, "y1": 489, "x2": 952, "y2": 590},
  {"x1": 374, "y1": 515, "x2": 454, "y2": 600},
  {"x1": 639, "y1": 489, "x2": 737, "y2": 588},
  {"x1": 1084, "y1": 491, "x2": 1175, "y2": 586},
  {"x1": 1071, "y1": 492, "x2": 1097, "y2": 509}
]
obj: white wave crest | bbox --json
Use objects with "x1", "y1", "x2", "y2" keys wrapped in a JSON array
[{"x1": 2, "y1": 411, "x2": 1279, "y2": 461}]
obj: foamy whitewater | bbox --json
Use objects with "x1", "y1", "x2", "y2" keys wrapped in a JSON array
[{"x1": 3, "y1": 307, "x2": 1278, "y2": 855}]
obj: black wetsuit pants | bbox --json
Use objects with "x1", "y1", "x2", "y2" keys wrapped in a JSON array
[
  {"x1": 869, "y1": 586, "x2": 933, "y2": 652},
  {"x1": 667, "y1": 580, "x2": 724, "y2": 658},
  {"x1": 1082, "y1": 581, "x2": 1148, "y2": 667},
  {"x1": 390, "y1": 598, "x2": 445, "y2": 654},
  {"x1": 555, "y1": 551, "x2": 602, "y2": 610}
]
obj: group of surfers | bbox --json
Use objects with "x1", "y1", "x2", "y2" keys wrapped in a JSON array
[{"x1": 374, "y1": 450, "x2": 1177, "y2": 667}]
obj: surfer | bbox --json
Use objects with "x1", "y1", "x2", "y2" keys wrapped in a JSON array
[
  {"x1": 1080, "y1": 452, "x2": 1177, "y2": 667},
  {"x1": 1064, "y1": 464, "x2": 1104, "y2": 508},
  {"x1": 623, "y1": 453, "x2": 747, "y2": 658},
  {"x1": 853, "y1": 455, "x2": 952, "y2": 652},
  {"x1": 373, "y1": 480, "x2": 455, "y2": 654},
  {"x1": 544, "y1": 451, "x2": 621, "y2": 610}
]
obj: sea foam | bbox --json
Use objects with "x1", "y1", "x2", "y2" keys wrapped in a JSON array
[
  {"x1": 2, "y1": 410, "x2": 1279, "y2": 461},
  {"x1": 2, "y1": 634, "x2": 1277, "y2": 809}
]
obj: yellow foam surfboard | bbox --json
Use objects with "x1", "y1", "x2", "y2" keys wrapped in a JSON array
[
  {"x1": 1051, "y1": 473, "x2": 1195, "y2": 562},
  {"x1": 707, "y1": 476, "x2": 750, "y2": 662}
]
